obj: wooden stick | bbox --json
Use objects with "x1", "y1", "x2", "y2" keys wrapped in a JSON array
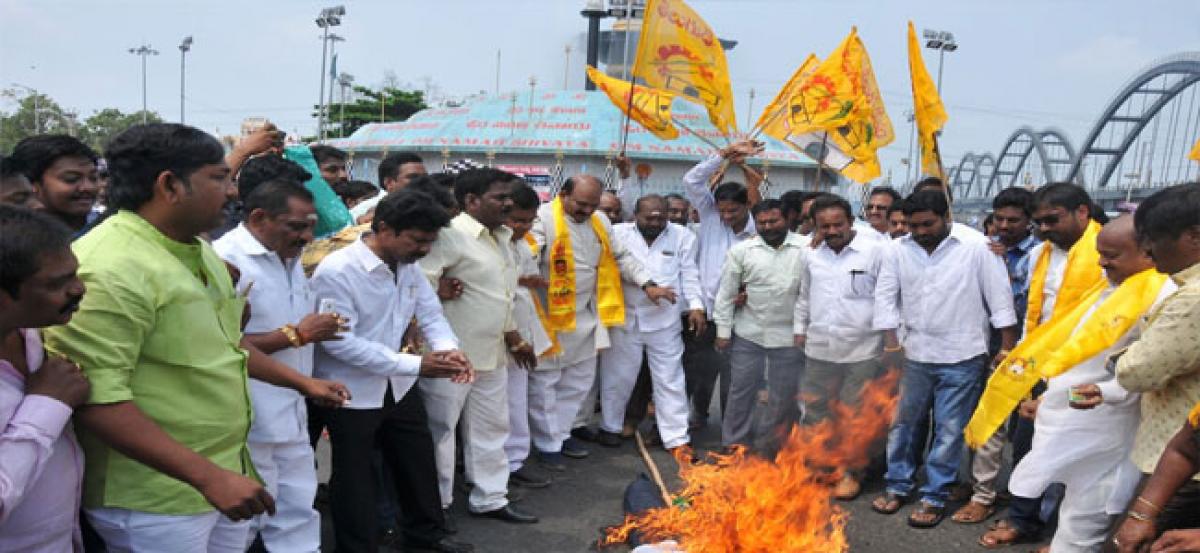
[
  {"x1": 671, "y1": 116, "x2": 724, "y2": 151},
  {"x1": 634, "y1": 431, "x2": 674, "y2": 507}
]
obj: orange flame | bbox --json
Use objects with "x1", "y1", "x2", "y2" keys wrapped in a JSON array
[{"x1": 603, "y1": 370, "x2": 900, "y2": 553}]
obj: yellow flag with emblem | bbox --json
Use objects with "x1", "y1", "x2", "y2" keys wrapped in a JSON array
[
  {"x1": 632, "y1": 0, "x2": 737, "y2": 135},
  {"x1": 586, "y1": 65, "x2": 680, "y2": 141},
  {"x1": 754, "y1": 54, "x2": 819, "y2": 138},
  {"x1": 908, "y1": 21, "x2": 948, "y2": 180}
]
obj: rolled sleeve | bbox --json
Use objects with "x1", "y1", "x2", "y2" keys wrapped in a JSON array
[
  {"x1": 43, "y1": 270, "x2": 153, "y2": 405},
  {"x1": 1096, "y1": 378, "x2": 1132, "y2": 405},
  {"x1": 683, "y1": 155, "x2": 723, "y2": 215},
  {"x1": 0, "y1": 394, "x2": 74, "y2": 522}
]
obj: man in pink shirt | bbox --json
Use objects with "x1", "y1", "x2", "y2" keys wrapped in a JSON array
[{"x1": 0, "y1": 204, "x2": 90, "y2": 551}]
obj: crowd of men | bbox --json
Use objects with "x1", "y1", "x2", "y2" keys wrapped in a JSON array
[{"x1": 1, "y1": 123, "x2": 1199, "y2": 553}]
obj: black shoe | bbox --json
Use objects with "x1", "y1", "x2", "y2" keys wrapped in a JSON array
[
  {"x1": 471, "y1": 504, "x2": 539, "y2": 524},
  {"x1": 571, "y1": 426, "x2": 599, "y2": 442},
  {"x1": 407, "y1": 537, "x2": 475, "y2": 553},
  {"x1": 538, "y1": 451, "x2": 567, "y2": 472},
  {"x1": 378, "y1": 526, "x2": 401, "y2": 548},
  {"x1": 561, "y1": 437, "x2": 590, "y2": 459},
  {"x1": 510, "y1": 465, "x2": 552, "y2": 488},
  {"x1": 596, "y1": 429, "x2": 622, "y2": 447},
  {"x1": 441, "y1": 508, "x2": 457, "y2": 534}
]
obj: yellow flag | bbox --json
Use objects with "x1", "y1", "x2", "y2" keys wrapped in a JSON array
[
  {"x1": 908, "y1": 21, "x2": 948, "y2": 180},
  {"x1": 1190, "y1": 136, "x2": 1200, "y2": 162},
  {"x1": 632, "y1": 0, "x2": 737, "y2": 135},
  {"x1": 827, "y1": 32, "x2": 893, "y2": 183},
  {"x1": 755, "y1": 54, "x2": 819, "y2": 137},
  {"x1": 786, "y1": 28, "x2": 870, "y2": 136},
  {"x1": 586, "y1": 65, "x2": 680, "y2": 140}
]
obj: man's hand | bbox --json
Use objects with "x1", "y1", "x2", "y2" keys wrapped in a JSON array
[
  {"x1": 1151, "y1": 528, "x2": 1200, "y2": 552},
  {"x1": 300, "y1": 377, "x2": 351, "y2": 408},
  {"x1": 420, "y1": 350, "x2": 473, "y2": 382},
  {"x1": 720, "y1": 140, "x2": 765, "y2": 164},
  {"x1": 686, "y1": 309, "x2": 707, "y2": 337},
  {"x1": 714, "y1": 337, "x2": 731, "y2": 352},
  {"x1": 196, "y1": 468, "x2": 276, "y2": 522},
  {"x1": 1113, "y1": 516, "x2": 1157, "y2": 553},
  {"x1": 987, "y1": 240, "x2": 1006, "y2": 257},
  {"x1": 235, "y1": 123, "x2": 283, "y2": 159},
  {"x1": 794, "y1": 334, "x2": 807, "y2": 348},
  {"x1": 437, "y1": 277, "x2": 464, "y2": 300},
  {"x1": 518, "y1": 275, "x2": 548, "y2": 289},
  {"x1": 506, "y1": 331, "x2": 537, "y2": 370},
  {"x1": 644, "y1": 285, "x2": 678, "y2": 306},
  {"x1": 27, "y1": 356, "x2": 91, "y2": 408},
  {"x1": 1068, "y1": 383, "x2": 1103, "y2": 410},
  {"x1": 296, "y1": 313, "x2": 345, "y2": 344},
  {"x1": 1018, "y1": 397, "x2": 1041, "y2": 420},
  {"x1": 616, "y1": 154, "x2": 632, "y2": 180},
  {"x1": 733, "y1": 289, "x2": 748, "y2": 307},
  {"x1": 882, "y1": 349, "x2": 904, "y2": 372}
]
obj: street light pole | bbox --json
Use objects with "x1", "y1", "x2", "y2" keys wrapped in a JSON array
[
  {"x1": 179, "y1": 36, "x2": 193, "y2": 124},
  {"x1": 129, "y1": 44, "x2": 160, "y2": 125},
  {"x1": 315, "y1": 5, "x2": 345, "y2": 142},
  {"x1": 326, "y1": 33, "x2": 345, "y2": 133},
  {"x1": 922, "y1": 28, "x2": 958, "y2": 94}
]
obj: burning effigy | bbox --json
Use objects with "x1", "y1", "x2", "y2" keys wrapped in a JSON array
[{"x1": 603, "y1": 371, "x2": 900, "y2": 553}]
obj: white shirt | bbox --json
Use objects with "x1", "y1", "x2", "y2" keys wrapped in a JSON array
[
  {"x1": 419, "y1": 213, "x2": 518, "y2": 372},
  {"x1": 794, "y1": 231, "x2": 887, "y2": 363},
  {"x1": 714, "y1": 232, "x2": 809, "y2": 348},
  {"x1": 873, "y1": 223, "x2": 1017, "y2": 364},
  {"x1": 213, "y1": 224, "x2": 315, "y2": 443},
  {"x1": 612, "y1": 222, "x2": 704, "y2": 332},
  {"x1": 1024, "y1": 241, "x2": 1069, "y2": 332},
  {"x1": 853, "y1": 219, "x2": 891, "y2": 244},
  {"x1": 683, "y1": 155, "x2": 757, "y2": 315},
  {"x1": 509, "y1": 239, "x2": 554, "y2": 357},
  {"x1": 530, "y1": 202, "x2": 654, "y2": 367},
  {"x1": 311, "y1": 238, "x2": 459, "y2": 408}
]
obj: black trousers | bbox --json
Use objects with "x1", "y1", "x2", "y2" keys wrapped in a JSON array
[
  {"x1": 683, "y1": 319, "x2": 730, "y2": 421},
  {"x1": 323, "y1": 384, "x2": 446, "y2": 552}
]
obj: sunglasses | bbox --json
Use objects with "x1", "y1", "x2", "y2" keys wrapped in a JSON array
[{"x1": 1033, "y1": 214, "x2": 1060, "y2": 226}]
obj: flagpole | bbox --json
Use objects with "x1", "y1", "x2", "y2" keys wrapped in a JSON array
[
  {"x1": 671, "y1": 116, "x2": 723, "y2": 151},
  {"x1": 618, "y1": 8, "x2": 636, "y2": 156}
]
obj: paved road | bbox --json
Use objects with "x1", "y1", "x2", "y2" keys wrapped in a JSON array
[{"x1": 318, "y1": 416, "x2": 1053, "y2": 552}]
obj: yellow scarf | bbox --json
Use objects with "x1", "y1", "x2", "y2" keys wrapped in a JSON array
[
  {"x1": 524, "y1": 233, "x2": 562, "y2": 357},
  {"x1": 1025, "y1": 220, "x2": 1104, "y2": 334},
  {"x1": 545, "y1": 197, "x2": 625, "y2": 333},
  {"x1": 965, "y1": 268, "x2": 1168, "y2": 447}
]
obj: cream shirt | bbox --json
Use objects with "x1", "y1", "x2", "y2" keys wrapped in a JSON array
[
  {"x1": 714, "y1": 232, "x2": 808, "y2": 348},
  {"x1": 419, "y1": 213, "x2": 518, "y2": 372}
]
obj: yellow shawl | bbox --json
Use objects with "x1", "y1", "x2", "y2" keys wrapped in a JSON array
[
  {"x1": 1024, "y1": 220, "x2": 1104, "y2": 334},
  {"x1": 524, "y1": 233, "x2": 562, "y2": 357},
  {"x1": 545, "y1": 197, "x2": 625, "y2": 334},
  {"x1": 965, "y1": 268, "x2": 1168, "y2": 447}
]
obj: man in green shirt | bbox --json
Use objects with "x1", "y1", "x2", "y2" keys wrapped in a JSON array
[{"x1": 44, "y1": 123, "x2": 349, "y2": 552}]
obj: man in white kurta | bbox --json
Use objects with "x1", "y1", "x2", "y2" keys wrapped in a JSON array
[
  {"x1": 212, "y1": 183, "x2": 335, "y2": 552},
  {"x1": 1007, "y1": 218, "x2": 1174, "y2": 552},
  {"x1": 528, "y1": 175, "x2": 659, "y2": 466},
  {"x1": 599, "y1": 195, "x2": 705, "y2": 450},
  {"x1": 418, "y1": 170, "x2": 538, "y2": 522}
]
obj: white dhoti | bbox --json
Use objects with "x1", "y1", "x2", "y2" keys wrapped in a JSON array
[
  {"x1": 241, "y1": 440, "x2": 320, "y2": 552},
  {"x1": 505, "y1": 362, "x2": 532, "y2": 472},
  {"x1": 527, "y1": 356, "x2": 599, "y2": 453},
  {"x1": 421, "y1": 368, "x2": 511, "y2": 512},
  {"x1": 599, "y1": 323, "x2": 690, "y2": 448},
  {"x1": 89, "y1": 508, "x2": 250, "y2": 553}
]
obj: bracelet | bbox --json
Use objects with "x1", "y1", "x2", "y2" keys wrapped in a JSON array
[
  {"x1": 280, "y1": 324, "x2": 304, "y2": 348},
  {"x1": 1135, "y1": 496, "x2": 1162, "y2": 514},
  {"x1": 1127, "y1": 510, "x2": 1155, "y2": 523},
  {"x1": 883, "y1": 345, "x2": 903, "y2": 353}
]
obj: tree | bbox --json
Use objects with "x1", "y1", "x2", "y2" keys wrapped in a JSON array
[
  {"x1": 318, "y1": 85, "x2": 427, "y2": 138},
  {"x1": 0, "y1": 89, "x2": 80, "y2": 152},
  {"x1": 79, "y1": 108, "x2": 164, "y2": 152}
]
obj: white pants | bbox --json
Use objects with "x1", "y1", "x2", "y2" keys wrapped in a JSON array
[
  {"x1": 87, "y1": 507, "x2": 249, "y2": 553},
  {"x1": 573, "y1": 370, "x2": 601, "y2": 429},
  {"x1": 599, "y1": 324, "x2": 690, "y2": 448},
  {"x1": 421, "y1": 369, "x2": 510, "y2": 512},
  {"x1": 237, "y1": 440, "x2": 320, "y2": 552},
  {"x1": 527, "y1": 356, "x2": 597, "y2": 453},
  {"x1": 505, "y1": 362, "x2": 532, "y2": 472},
  {"x1": 1050, "y1": 468, "x2": 1128, "y2": 553}
]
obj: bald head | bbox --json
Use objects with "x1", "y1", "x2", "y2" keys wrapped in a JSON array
[
  {"x1": 1097, "y1": 215, "x2": 1153, "y2": 285},
  {"x1": 561, "y1": 174, "x2": 604, "y2": 223}
]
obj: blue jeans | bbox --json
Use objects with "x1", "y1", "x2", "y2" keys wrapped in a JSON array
[{"x1": 885, "y1": 355, "x2": 986, "y2": 507}]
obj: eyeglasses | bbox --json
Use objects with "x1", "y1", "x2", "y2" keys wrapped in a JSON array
[{"x1": 1033, "y1": 214, "x2": 1060, "y2": 227}]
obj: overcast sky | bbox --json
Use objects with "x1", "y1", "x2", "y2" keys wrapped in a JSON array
[{"x1": 2, "y1": 0, "x2": 1197, "y2": 184}]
